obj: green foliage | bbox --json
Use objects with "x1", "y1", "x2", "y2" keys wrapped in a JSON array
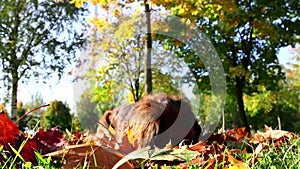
[
  {"x1": 41, "y1": 100, "x2": 72, "y2": 131},
  {"x1": 76, "y1": 92, "x2": 103, "y2": 132},
  {"x1": 23, "y1": 93, "x2": 46, "y2": 129},
  {"x1": 17, "y1": 101, "x2": 31, "y2": 131},
  {"x1": 34, "y1": 151, "x2": 62, "y2": 169},
  {"x1": 152, "y1": 71, "x2": 180, "y2": 96},
  {"x1": 244, "y1": 54, "x2": 300, "y2": 132},
  {"x1": 158, "y1": 0, "x2": 300, "y2": 129},
  {"x1": 246, "y1": 86, "x2": 299, "y2": 132},
  {"x1": 244, "y1": 86, "x2": 274, "y2": 117},
  {"x1": 71, "y1": 115, "x2": 83, "y2": 132},
  {"x1": 15, "y1": 93, "x2": 46, "y2": 130},
  {"x1": 0, "y1": 0, "x2": 87, "y2": 118}
]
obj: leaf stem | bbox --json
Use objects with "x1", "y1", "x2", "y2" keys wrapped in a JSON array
[{"x1": 14, "y1": 104, "x2": 50, "y2": 124}]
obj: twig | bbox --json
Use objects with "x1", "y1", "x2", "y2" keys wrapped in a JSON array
[
  {"x1": 14, "y1": 104, "x2": 50, "y2": 124},
  {"x1": 277, "y1": 116, "x2": 281, "y2": 130}
]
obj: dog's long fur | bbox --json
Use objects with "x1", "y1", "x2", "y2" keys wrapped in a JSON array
[{"x1": 98, "y1": 93, "x2": 201, "y2": 148}]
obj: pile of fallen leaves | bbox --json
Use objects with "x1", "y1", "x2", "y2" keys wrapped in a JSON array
[
  {"x1": 0, "y1": 110, "x2": 298, "y2": 169},
  {"x1": 0, "y1": 111, "x2": 66, "y2": 167}
]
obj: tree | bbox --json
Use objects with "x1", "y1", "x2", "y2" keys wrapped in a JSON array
[
  {"x1": 76, "y1": 91, "x2": 102, "y2": 132},
  {"x1": 156, "y1": 0, "x2": 300, "y2": 131},
  {"x1": 72, "y1": 0, "x2": 300, "y2": 132},
  {"x1": 41, "y1": 100, "x2": 72, "y2": 131},
  {"x1": 16, "y1": 101, "x2": 30, "y2": 131},
  {"x1": 71, "y1": 0, "x2": 154, "y2": 95},
  {"x1": 219, "y1": 46, "x2": 300, "y2": 132},
  {"x1": 23, "y1": 93, "x2": 46, "y2": 129},
  {"x1": 0, "y1": 0, "x2": 87, "y2": 119},
  {"x1": 75, "y1": 7, "x2": 185, "y2": 105},
  {"x1": 245, "y1": 52, "x2": 300, "y2": 132}
]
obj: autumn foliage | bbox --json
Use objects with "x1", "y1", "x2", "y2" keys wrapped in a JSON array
[
  {"x1": 0, "y1": 109, "x2": 298, "y2": 168},
  {"x1": 0, "y1": 111, "x2": 66, "y2": 165},
  {"x1": 0, "y1": 112, "x2": 20, "y2": 148}
]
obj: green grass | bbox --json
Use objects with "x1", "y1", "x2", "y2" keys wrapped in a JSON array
[
  {"x1": 251, "y1": 138, "x2": 300, "y2": 169},
  {"x1": 0, "y1": 142, "x2": 62, "y2": 169}
]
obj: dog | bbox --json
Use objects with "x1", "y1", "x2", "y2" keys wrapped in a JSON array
[{"x1": 98, "y1": 93, "x2": 201, "y2": 148}]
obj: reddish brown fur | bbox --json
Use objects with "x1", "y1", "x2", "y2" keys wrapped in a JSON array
[{"x1": 98, "y1": 93, "x2": 201, "y2": 148}]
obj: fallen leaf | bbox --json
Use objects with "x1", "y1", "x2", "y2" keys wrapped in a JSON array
[
  {"x1": 149, "y1": 148, "x2": 200, "y2": 161},
  {"x1": 32, "y1": 127, "x2": 67, "y2": 154},
  {"x1": 20, "y1": 138, "x2": 39, "y2": 162},
  {"x1": 226, "y1": 128, "x2": 250, "y2": 142},
  {"x1": 251, "y1": 126, "x2": 295, "y2": 144},
  {"x1": 228, "y1": 154, "x2": 249, "y2": 169},
  {"x1": 254, "y1": 143, "x2": 264, "y2": 157},
  {"x1": 0, "y1": 111, "x2": 20, "y2": 147},
  {"x1": 45, "y1": 144, "x2": 134, "y2": 169},
  {"x1": 119, "y1": 132, "x2": 139, "y2": 154},
  {"x1": 189, "y1": 141, "x2": 207, "y2": 153},
  {"x1": 264, "y1": 126, "x2": 294, "y2": 140}
]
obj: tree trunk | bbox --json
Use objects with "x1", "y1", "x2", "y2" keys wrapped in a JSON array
[
  {"x1": 144, "y1": 0, "x2": 152, "y2": 94},
  {"x1": 235, "y1": 76, "x2": 250, "y2": 132},
  {"x1": 11, "y1": 74, "x2": 19, "y2": 120},
  {"x1": 9, "y1": 2, "x2": 21, "y2": 120},
  {"x1": 134, "y1": 78, "x2": 140, "y2": 102}
]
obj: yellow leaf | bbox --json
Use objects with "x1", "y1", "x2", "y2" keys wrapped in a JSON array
[
  {"x1": 228, "y1": 166, "x2": 239, "y2": 169},
  {"x1": 127, "y1": 127, "x2": 133, "y2": 139},
  {"x1": 90, "y1": 0, "x2": 101, "y2": 5},
  {"x1": 216, "y1": 4, "x2": 222, "y2": 11},
  {"x1": 220, "y1": 13, "x2": 225, "y2": 20},
  {"x1": 125, "y1": 127, "x2": 136, "y2": 145},
  {"x1": 228, "y1": 154, "x2": 249, "y2": 169},
  {"x1": 108, "y1": 125, "x2": 116, "y2": 135},
  {"x1": 112, "y1": 9, "x2": 120, "y2": 16},
  {"x1": 178, "y1": 6, "x2": 185, "y2": 15},
  {"x1": 88, "y1": 15, "x2": 107, "y2": 29},
  {"x1": 70, "y1": 0, "x2": 87, "y2": 8},
  {"x1": 191, "y1": 8, "x2": 198, "y2": 15},
  {"x1": 132, "y1": 7, "x2": 142, "y2": 16}
]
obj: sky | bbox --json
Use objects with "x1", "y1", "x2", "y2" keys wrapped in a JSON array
[{"x1": 13, "y1": 45, "x2": 295, "y2": 114}]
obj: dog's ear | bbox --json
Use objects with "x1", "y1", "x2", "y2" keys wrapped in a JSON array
[{"x1": 100, "y1": 110, "x2": 113, "y2": 128}]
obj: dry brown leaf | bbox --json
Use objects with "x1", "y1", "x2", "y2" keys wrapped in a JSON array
[
  {"x1": 45, "y1": 144, "x2": 134, "y2": 169},
  {"x1": 188, "y1": 141, "x2": 207, "y2": 153},
  {"x1": 251, "y1": 126, "x2": 295, "y2": 143},
  {"x1": 226, "y1": 128, "x2": 250, "y2": 142},
  {"x1": 264, "y1": 128, "x2": 294, "y2": 140}
]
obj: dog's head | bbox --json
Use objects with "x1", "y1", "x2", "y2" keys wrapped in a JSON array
[{"x1": 98, "y1": 93, "x2": 201, "y2": 148}]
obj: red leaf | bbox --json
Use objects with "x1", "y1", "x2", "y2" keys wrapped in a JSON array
[
  {"x1": 98, "y1": 135, "x2": 117, "y2": 148},
  {"x1": 14, "y1": 127, "x2": 66, "y2": 163},
  {"x1": 32, "y1": 127, "x2": 67, "y2": 154},
  {"x1": 65, "y1": 131, "x2": 86, "y2": 145},
  {"x1": 207, "y1": 133, "x2": 225, "y2": 144},
  {"x1": 21, "y1": 138, "x2": 38, "y2": 162},
  {"x1": 189, "y1": 141, "x2": 207, "y2": 153},
  {"x1": 119, "y1": 135, "x2": 137, "y2": 154},
  {"x1": 0, "y1": 111, "x2": 20, "y2": 147}
]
